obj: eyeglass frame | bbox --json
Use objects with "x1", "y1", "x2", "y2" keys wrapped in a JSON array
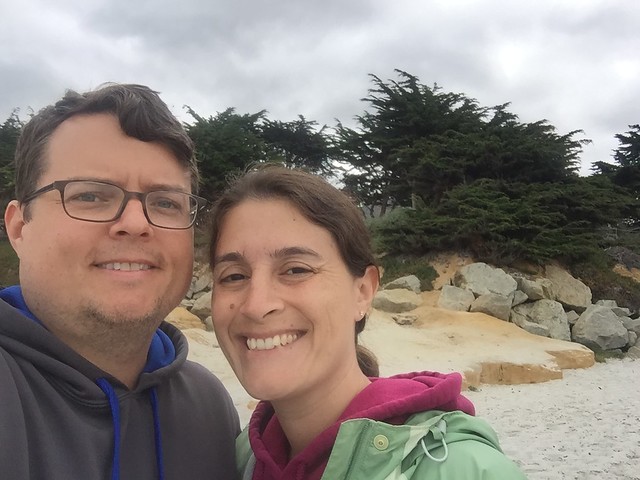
[{"x1": 21, "y1": 179, "x2": 208, "y2": 230}]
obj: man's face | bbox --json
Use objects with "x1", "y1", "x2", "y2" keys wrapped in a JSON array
[{"x1": 5, "y1": 113, "x2": 194, "y2": 333}]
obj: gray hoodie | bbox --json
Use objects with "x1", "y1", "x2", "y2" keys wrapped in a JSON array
[{"x1": 0, "y1": 291, "x2": 240, "y2": 480}]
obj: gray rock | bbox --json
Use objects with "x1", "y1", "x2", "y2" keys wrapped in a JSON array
[
  {"x1": 565, "y1": 310, "x2": 580, "y2": 326},
  {"x1": 511, "y1": 290, "x2": 528, "y2": 307},
  {"x1": 511, "y1": 299, "x2": 571, "y2": 341},
  {"x1": 622, "y1": 317, "x2": 640, "y2": 336},
  {"x1": 612, "y1": 306, "x2": 632, "y2": 317},
  {"x1": 595, "y1": 299, "x2": 618, "y2": 308},
  {"x1": 192, "y1": 270, "x2": 212, "y2": 295},
  {"x1": 204, "y1": 316, "x2": 214, "y2": 332},
  {"x1": 572, "y1": 305, "x2": 629, "y2": 351},
  {"x1": 628, "y1": 331, "x2": 638, "y2": 347},
  {"x1": 510, "y1": 311, "x2": 551, "y2": 337},
  {"x1": 392, "y1": 313, "x2": 418, "y2": 325},
  {"x1": 373, "y1": 289, "x2": 422, "y2": 313},
  {"x1": 470, "y1": 293, "x2": 512, "y2": 321},
  {"x1": 545, "y1": 264, "x2": 592, "y2": 311},
  {"x1": 516, "y1": 277, "x2": 545, "y2": 301},
  {"x1": 627, "y1": 345, "x2": 640, "y2": 359},
  {"x1": 453, "y1": 263, "x2": 517, "y2": 298},
  {"x1": 384, "y1": 275, "x2": 422, "y2": 294},
  {"x1": 190, "y1": 290, "x2": 213, "y2": 320},
  {"x1": 437, "y1": 285, "x2": 475, "y2": 312}
]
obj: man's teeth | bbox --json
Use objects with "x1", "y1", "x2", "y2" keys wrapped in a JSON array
[
  {"x1": 246, "y1": 333, "x2": 299, "y2": 351},
  {"x1": 101, "y1": 262, "x2": 151, "y2": 271}
]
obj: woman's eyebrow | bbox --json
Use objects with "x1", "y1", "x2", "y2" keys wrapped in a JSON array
[
  {"x1": 272, "y1": 246, "x2": 322, "y2": 259},
  {"x1": 213, "y1": 251, "x2": 244, "y2": 265}
]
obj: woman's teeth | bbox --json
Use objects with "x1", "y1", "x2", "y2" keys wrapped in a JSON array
[{"x1": 246, "y1": 333, "x2": 299, "y2": 351}]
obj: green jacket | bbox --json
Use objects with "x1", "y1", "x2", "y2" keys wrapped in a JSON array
[{"x1": 238, "y1": 409, "x2": 527, "y2": 479}]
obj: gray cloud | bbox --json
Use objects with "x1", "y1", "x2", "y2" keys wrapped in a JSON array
[{"x1": 1, "y1": 0, "x2": 638, "y2": 174}]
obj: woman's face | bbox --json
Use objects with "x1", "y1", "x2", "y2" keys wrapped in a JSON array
[{"x1": 211, "y1": 198, "x2": 377, "y2": 406}]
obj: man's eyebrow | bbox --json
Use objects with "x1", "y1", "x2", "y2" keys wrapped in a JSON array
[{"x1": 272, "y1": 246, "x2": 322, "y2": 260}]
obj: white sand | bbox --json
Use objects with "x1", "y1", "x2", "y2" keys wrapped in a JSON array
[{"x1": 466, "y1": 359, "x2": 640, "y2": 480}]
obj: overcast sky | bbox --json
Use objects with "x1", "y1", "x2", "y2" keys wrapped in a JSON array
[{"x1": 1, "y1": 0, "x2": 638, "y2": 175}]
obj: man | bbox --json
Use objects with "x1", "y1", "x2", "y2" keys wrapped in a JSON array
[{"x1": 0, "y1": 84, "x2": 240, "y2": 479}]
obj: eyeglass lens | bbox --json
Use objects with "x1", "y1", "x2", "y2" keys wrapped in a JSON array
[{"x1": 62, "y1": 181, "x2": 196, "y2": 228}]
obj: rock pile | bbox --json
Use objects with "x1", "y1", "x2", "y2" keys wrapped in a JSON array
[{"x1": 428, "y1": 262, "x2": 639, "y2": 359}]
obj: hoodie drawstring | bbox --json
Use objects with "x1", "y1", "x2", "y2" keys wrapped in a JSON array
[
  {"x1": 149, "y1": 387, "x2": 165, "y2": 480},
  {"x1": 421, "y1": 419, "x2": 449, "y2": 463},
  {"x1": 97, "y1": 378, "x2": 122, "y2": 480},
  {"x1": 96, "y1": 378, "x2": 165, "y2": 480}
]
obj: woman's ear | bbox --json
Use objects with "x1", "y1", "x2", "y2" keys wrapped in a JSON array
[{"x1": 355, "y1": 265, "x2": 380, "y2": 318}]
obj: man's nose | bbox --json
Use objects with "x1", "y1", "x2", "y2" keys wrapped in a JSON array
[{"x1": 109, "y1": 198, "x2": 153, "y2": 237}]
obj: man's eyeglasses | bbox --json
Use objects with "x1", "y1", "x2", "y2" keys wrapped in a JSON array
[{"x1": 22, "y1": 180, "x2": 208, "y2": 230}]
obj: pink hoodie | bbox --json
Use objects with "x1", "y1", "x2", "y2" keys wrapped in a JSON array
[{"x1": 247, "y1": 371, "x2": 475, "y2": 480}]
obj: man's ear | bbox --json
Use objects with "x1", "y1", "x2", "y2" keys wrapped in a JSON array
[
  {"x1": 4, "y1": 200, "x2": 26, "y2": 258},
  {"x1": 355, "y1": 265, "x2": 380, "y2": 317}
]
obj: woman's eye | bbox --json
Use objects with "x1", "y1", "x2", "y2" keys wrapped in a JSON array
[{"x1": 220, "y1": 273, "x2": 247, "y2": 283}]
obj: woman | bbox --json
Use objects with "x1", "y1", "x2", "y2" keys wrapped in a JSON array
[{"x1": 208, "y1": 165, "x2": 526, "y2": 479}]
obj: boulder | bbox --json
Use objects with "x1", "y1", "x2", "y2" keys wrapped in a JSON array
[
  {"x1": 516, "y1": 277, "x2": 545, "y2": 301},
  {"x1": 383, "y1": 275, "x2": 421, "y2": 294},
  {"x1": 373, "y1": 289, "x2": 422, "y2": 313},
  {"x1": 622, "y1": 317, "x2": 640, "y2": 336},
  {"x1": 628, "y1": 345, "x2": 640, "y2": 359},
  {"x1": 544, "y1": 264, "x2": 592, "y2": 311},
  {"x1": 596, "y1": 299, "x2": 632, "y2": 317},
  {"x1": 453, "y1": 262, "x2": 517, "y2": 297},
  {"x1": 572, "y1": 305, "x2": 629, "y2": 351},
  {"x1": 565, "y1": 310, "x2": 580, "y2": 326},
  {"x1": 511, "y1": 290, "x2": 528, "y2": 307},
  {"x1": 190, "y1": 290, "x2": 213, "y2": 320},
  {"x1": 509, "y1": 311, "x2": 551, "y2": 337},
  {"x1": 511, "y1": 299, "x2": 571, "y2": 341},
  {"x1": 165, "y1": 307, "x2": 205, "y2": 330},
  {"x1": 628, "y1": 331, "x2": 638, "y2": 347},
  {"x1": 470, "y1": 293, "x2": 512, "y2": 321},
  {"x1": 438, "y1": 285, "x2": 475, "y2": 312}
]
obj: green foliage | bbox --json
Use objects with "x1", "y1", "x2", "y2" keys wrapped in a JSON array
[
  {"x1": 0, "y1": 239, "x2": 19, "y2": 288},
  {"x1": 572, "y1": 262, "x2": 640, "y2": 313},
  {"x1": 0, "y1": 110, "x2": 24, "y2": 206},
  {"x1": 334, "y1": 70, "x2": 587, "y2": 210},
  {"x1": 376, "y1": 254, "x2": 438, "y2": 291},
  {"x1": 260, "y1": 116, "x2": 332, "y2": 174},
  {"x1": 368, "y1": 175, "x2": 638, "y2": 267},
  {"x1": 185, "y1": 107, "x2": 269, "y2": 201}
]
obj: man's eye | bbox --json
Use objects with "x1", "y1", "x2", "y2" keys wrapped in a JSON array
[
  {"x1": 284, "y1": 267, "x2": 312, "y2": 275},
  {"x1": 152, "y1": 198, "x2": 182, "y2": 211},
  {"x1": 67, "y1": 192, "x2": 107, "y2": 203}
]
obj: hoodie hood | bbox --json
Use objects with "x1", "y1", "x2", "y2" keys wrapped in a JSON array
[
  {"x1": 248, "y1": 371, "x2": 474, "y2": 479},
  {"x1": 0, "y1": 285, "x2": 182, "y2": 390},
  {"x1": 0, "y1": 286, "x2": 186, "y2": 480}
]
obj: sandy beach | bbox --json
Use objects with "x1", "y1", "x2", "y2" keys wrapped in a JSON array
[{"x1": 466, "y1": 359, "x2": 640, "y2": 480}]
